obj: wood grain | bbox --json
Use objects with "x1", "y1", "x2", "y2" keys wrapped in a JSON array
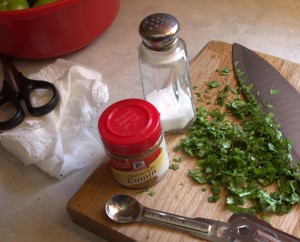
[{"x1": 67, "y1": 41, "x2": 300, "y2": 242}]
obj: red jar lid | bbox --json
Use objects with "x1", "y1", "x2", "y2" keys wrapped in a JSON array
[{"x1": 98, "y1": 99, "x2": 162, "y2": 157}]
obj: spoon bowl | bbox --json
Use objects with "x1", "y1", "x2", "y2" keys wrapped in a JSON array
[{"x1": 105, "y1": 194, "x2": 143, "y2": 224}]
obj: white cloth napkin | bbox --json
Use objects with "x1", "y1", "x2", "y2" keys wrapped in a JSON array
[{"x1": 0, "y1": 59, "x2": 109, "y2": 179}]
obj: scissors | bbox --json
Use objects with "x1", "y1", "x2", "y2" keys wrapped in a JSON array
[{"x1": 0, "y1": 54, "x2": 59, "y2": 130}]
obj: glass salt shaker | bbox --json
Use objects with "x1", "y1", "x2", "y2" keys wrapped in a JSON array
[{"x1": 138, "y1": 13, "x2": 196, "y2": 134}]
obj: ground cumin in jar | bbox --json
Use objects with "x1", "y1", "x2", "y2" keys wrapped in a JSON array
[{"x1": 98, "y1": 98, "x2": 169, "y2": 189}]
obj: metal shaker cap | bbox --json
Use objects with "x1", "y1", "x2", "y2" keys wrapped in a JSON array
[{"x1": 139, "y1": 13, "x2": 180, "y2": 51}]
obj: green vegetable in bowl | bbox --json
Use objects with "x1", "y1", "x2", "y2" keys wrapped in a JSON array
[
  {"x1": 33, "y1": 0, "x2": 57, "y2": 7},
  {"x1": 0, "y1": 0, "x2": 29, "y2": 11},
  {"x1": 0, "y1": 0, "x2": 57, "y2": 10}
]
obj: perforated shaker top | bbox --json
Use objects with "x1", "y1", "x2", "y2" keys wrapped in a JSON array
[{"x1": 139, "y1": 13, "x2": 180, "y2": 51}]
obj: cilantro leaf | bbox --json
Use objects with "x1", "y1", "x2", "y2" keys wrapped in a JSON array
[
  {"x1": 206, "y1": 80, "x2": 221, "y2": 88},
  {"x1": 169, "y1": 163, "x2": 179, "y2": 171},
  {"x1": 216, "y1": 66, "x2": 231, "y2": 76},
  {"x1": 270, "y1": 89, "x2": 280, "y2": 95}
]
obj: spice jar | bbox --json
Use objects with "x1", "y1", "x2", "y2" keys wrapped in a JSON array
[
  {"x1": 98, "y1": 98, "x2": 169, "y2": 189},
  {"x1": 138, "y1": 13, "x2": 196, "y2": 134}
]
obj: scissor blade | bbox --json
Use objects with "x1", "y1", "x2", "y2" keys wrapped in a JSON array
[
  {"x1": 1, "y1": 55, "x2": 19, "y2": 92},
  {"x1": 232, "y1": 43, "x2": 300, "y2": 164}
]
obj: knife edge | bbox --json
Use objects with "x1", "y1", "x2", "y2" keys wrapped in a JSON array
[{"x1": 232, "y1": 43, "x2": 300, "y2": 164}]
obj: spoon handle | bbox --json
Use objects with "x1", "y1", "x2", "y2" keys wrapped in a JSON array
[{"x1": 141, "y1": 206, "x2": 231, "y2": 241}]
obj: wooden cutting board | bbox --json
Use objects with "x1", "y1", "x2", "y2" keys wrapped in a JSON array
[{"x1": 67, "y1": 41, "x2": 300, "y2": 242}]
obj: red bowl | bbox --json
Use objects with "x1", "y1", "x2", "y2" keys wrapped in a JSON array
[{"x1": 0, "y1": 0, "x2": 120, "y2": 59}]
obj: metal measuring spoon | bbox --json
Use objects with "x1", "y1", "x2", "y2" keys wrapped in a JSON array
[
  {"x1": 106, "y1": 194, "x2": 300, "y2": 242},
  {"x1": 105, "y1": 194, "x2": 234, "y2": 242}
]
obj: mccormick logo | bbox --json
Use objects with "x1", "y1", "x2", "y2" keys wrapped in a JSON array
[
  {"x1": 132, "y1": 160, "x2": 146, "y2": 170},
  {"x1": 114, "y1": 109, "x2": 140, "y2": 132}
]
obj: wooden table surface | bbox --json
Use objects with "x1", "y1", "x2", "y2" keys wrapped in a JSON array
[{"x1": 67, "y1": 41, "x2": 300, "y2": 242}]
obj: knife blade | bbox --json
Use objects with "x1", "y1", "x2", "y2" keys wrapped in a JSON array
[{"x1": 232, "y1": 43, "x2": 300, "y2": 165}]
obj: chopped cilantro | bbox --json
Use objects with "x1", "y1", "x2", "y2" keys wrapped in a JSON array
[
  {"x1": 266, "y1": 103, "x2": 274, "y2": 110},
  {"x1": 133, "y1": 188, "x2": 156, "y2": 197},
  {"x1": 148, "y1": 191, "x2": 156, "y2": 197},
  {"x1": 169, "y1": 157, "x2": 183, "y2": 171},
  {"x1": 262, "y1": 215, "x2": 271, "y2": 223},
  {"x1": 224, "y1": 84, "x2": 232, "y2": 92},
  {"x1": 169, "y1": 163, "x2": 179, "y2": 171},
  {"x1": 216, "y1": 66, "x2": 231, "y2": 76},
  {"x1": 173, "y1": 157, "x2": 183, "y2": 163},
  {"x1": 216, "y1": 91, "x2": 228, "y2": 106},
  {"x1": 176, "y1": 66, "x2": 300, "y2": 216},
  {"x1": 270, "y1": 89, "x2": 280, "y2": 95},
  {"x1": 195, "y1": 92, "x2": 201, "y2": 98},
  {"x1": 206, "y1": 80, "x2": 221, "y2": 88}
]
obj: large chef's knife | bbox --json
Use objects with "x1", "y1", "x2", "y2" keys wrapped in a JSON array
[{"x1": 232, "y1": 43, "x2": 300, "y2": 165}]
